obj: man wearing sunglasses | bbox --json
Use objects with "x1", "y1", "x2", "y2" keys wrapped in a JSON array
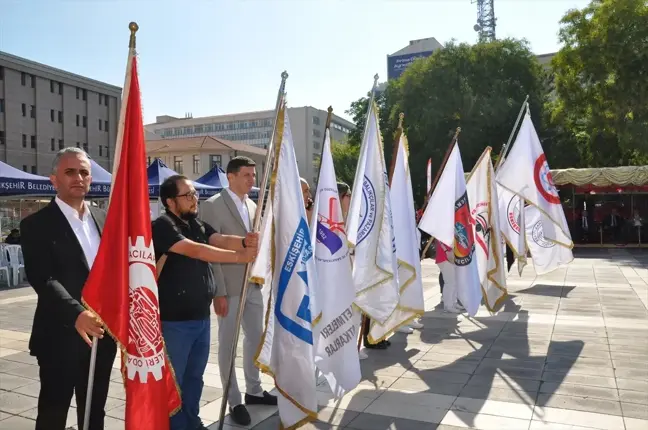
[{"x1": 152, "y1": 174, "x2": 258, "y2": 430}]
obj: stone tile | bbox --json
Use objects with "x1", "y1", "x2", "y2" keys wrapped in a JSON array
[
  {"x1": 624, "y1": 417, "x2": 648, "y2": 430},
  {"x1": 0, "y1": 391, "x2": 38, "y2": 414},
  {"x1": 535, "y1": 393, "x2": 622, "y2": 416},
  {"x1": 538, "y1": 382, "x2": 619, "y2": 402},
  {"x1": 541, "y1": 372, "x2": 617, "y2": 389},
  {"x1": 531, "y1": 405, "x2": 625, "y2": 430},
  {"x1": 440, "y1": 410, "x2": 531, "y2": 429},
  {"x1": 451, "y1": 397, "x2": 535, "y2": 420},
  {"x1": 345, "y1": 412, "x2": 439, "y2": 430},
  {"x1": 617, "y1": 378, "x2": 648, "y2": 393},
  {"x1": 619, "y1": 389, "x2": 648, "y2": 405},
  {"x1": 458, "y1": 385, "x2": 537, "y2": 404},
  {"x1": 389, "y1": 378, "x2": 464, "y2": 397},
  {"x1": 0, "y1": 414, "x2": 36, "y2": 429},
  {"x1": 621, "y1": 402, "x2": 648, "y2": 420},
  {"x1": 0, "y1": 373, "x2": 34, "y2": 390}
]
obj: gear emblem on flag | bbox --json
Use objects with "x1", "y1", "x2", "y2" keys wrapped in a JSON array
[
  {"x1": 533, "y1": 154, "x2": 561, "y2": 204},
  {"x1": 126, "y1": 236, "x2": 166, "y2": 383},
  {"x1": 453, "y1": 192, "x2": 475, "y2": 266},
  {"x1": 507, "y1": 196, "x2": 522, "y2": 234}
]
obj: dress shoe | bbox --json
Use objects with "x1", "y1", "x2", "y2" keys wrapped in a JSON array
[
  {"x1": 229, "y1": 404, "x2": 251, "y2": 426},
  {"x1": 245, "y1": 391, "x2": 278, "y2": 406}
]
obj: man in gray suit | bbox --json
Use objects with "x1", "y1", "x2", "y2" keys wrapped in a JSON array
[{"x1": 201, "y1": 156, "x2": 277, "y2": 426}]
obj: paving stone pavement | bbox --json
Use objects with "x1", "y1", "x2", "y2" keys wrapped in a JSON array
[{"x1": 0, "y1": 249, "x2": 646, "y2": 430}]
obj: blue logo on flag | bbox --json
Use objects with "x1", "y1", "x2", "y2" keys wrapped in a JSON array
[
  {"x1": 357, "y1": 176, "x2": 376, "y2": 244},
  {"x1": 276, "y1": 217, "x2": 314, "y2": 345}
]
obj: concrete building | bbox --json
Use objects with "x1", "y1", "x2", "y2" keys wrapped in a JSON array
[
  {"x1": 0, "y1": 51, "x2": 121, "y2": 175},
  {"x1": 146, "y1": 136, "x2": 266, "y2": 182},
  {"x1": 145, "y1": 106, "x2": 354, "y2": 185}
]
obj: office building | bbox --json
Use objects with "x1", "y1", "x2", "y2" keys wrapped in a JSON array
[
  {"x1": 146, "y1": 107, "x2": 354, "y2": 185},
  {"x1": 0, "y1": 51, "x2": 121, "y2": 175}
]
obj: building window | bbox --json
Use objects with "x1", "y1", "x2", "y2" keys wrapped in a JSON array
[
  {"x1": 50, "y1": 109, "x2": 55, "y2": 122},
  {"x1": 82, "y1": 89, "x2": 87, "y2": 101},
  {"x1": 209, "y1": 154, "x2": 222, "y2": 169},
  {"x1": 0, "y1": 98, "x2": 4, "y2": 113},
  {"x1": 313, "y1": 116, "x2": 320, "y2": 125},
  {"x1": 59, "y1": 84, "x2": 63, "y2": 95},
  {"x1": 83, "y1": 142, "x2": 88, "y2": 152},
  {"x1": 31, "y1": 166, "x2": 37, "y2": 174},
  {"x1": 313, "y1": 140, "x2": 321, "y2": 150},
  {"x1": 106, "y1": 145, "x2": 110, "y2": 158},
  {"x1": 76, "y1": 115, "x2": 80, "y2": 126},
  {"x1": 98, "y1": 119, "x2": 102, "y2": 131},
  {"x1": 30, "y1": 105, "x2": 36, "y2": 119},
  {"x1": 51, "y1": 138, "x2": 55, "y2": 151},
  {"x1": 104, "y1": 96, "x2": 108, "y2": 106},
  {"x1": 50, "y1": 81, "x2": 55, "y2": 93},
  {"x1": 21, "y1": 72, "x2": 26, "y2": 86},
  {"x1": 22, "y1": 165, "x2": 27, "y2": 172},
  {"x1": 99, "y1": 94, "x2": 103, "y2": 105},
  {"x1": 174, "y1": 156, "x2": 183, "y2": 173},
  {"x1": 193, "y1": 155, "x2": 200, "y2": 174},
  {"x1": 76, "y1": 142, "x2": 80, "y2": 148},
  {"x1": 76, "y1": 88, "x2": 80, "y2": 99},
  {"x1": 0, "y1": 131, "x2": 5, "y2": 145},
  {"x1": 0, "y1": 66, "x2": 4, "y2": 80},
  {"x1": 21, "y1": 103, "x2": 26, "y2": 117},
  {"x1": 59, "y1": 139, "x2": 64, "y2": 149},
  {"x1": 104, "y1": 120, "x2": 108, "y2": 131},
  {"x1": 147, "y1": 156, "x2": 151, "y2": 165},
  {"x1": 22, "y1": 134, "x2": 27, "y2": 148},
  {"x1": 31, "y1": 75, "x2": 35, "y2": 88},
  {"x1": 58, "y1": 111, "x2": 63, "y2": 123},
  {"x1": 99, "y1": 146, "x2": 103, "y2": 156},
  {"x1": 31, "y1": 135, "x2": 36, "y2": 149},
  {"x1": 312, "y1": 129, "x2": 321, "y2": 138},
  {"x1": 83, "y1": 116, "x2": 87, "y2": 128}
]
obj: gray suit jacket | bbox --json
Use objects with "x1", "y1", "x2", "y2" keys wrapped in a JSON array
[{"x1": 201, "y1": 190, "x2": 263, "y2": 304}]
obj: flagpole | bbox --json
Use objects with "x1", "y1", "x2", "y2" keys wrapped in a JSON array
[
  {"x1": 494, "y1": 95, "x2": 529, "y2": 171},
  {"x1": 311, "y1": 106, "x2": 333, "y2": 205},
  {"x1": 82, "y1": 22, "x2": 138, "y2": 430},
  {"x1": 217, "y1": 71, "x2": 288, "y2": 430},
  {"x1": 419, "y1": 127, "x2": 462, "y2": 259},
  {"x1": 387, "y1": 113, "x2": 405, "y2": 186}
]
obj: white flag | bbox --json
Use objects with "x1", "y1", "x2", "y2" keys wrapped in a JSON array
[
  {"x1": 466, "y1": 148, "x2": 508, "y2": 311},
  {"x1": 255, "y1": 105, "x2": 317, "y2": 428},
  {"x1": 310, "y1": 128, "x2": 361, "y2": 398},
  {"x1": 418, "y1": 143, "x2": 481, "y2": 316},
  {"x1": 369, "y1": 132, "x2": 424, "y2": 341},
  {"x1": 525, "y1": 205, "x2": 574, "y2": 275},
  {"x1": 497, "y1": 186, "x2": 528, "y2": 276},
  {"x1": 346, "y1": 100, "x2": 399, "y2": 325},
  {"x1": 496, "y1": 111, "x2": 573, "y2": 248}
]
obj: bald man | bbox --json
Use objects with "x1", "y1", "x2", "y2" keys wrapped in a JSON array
[{"x1": 300, "y1": 178, "x2": 314, "y2": 221}]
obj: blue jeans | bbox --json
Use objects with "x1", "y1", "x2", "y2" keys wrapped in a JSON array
[{"x1": 162, "y1": 319, "x2": 211, "y2": 430}]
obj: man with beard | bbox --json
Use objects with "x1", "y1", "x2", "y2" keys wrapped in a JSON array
[{"x1": 152, "y1": 174, "x2": 258, "y2": 430}]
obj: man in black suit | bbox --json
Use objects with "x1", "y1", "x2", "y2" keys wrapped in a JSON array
[{"x1": 21, "y1": 147, "x2": 116, "y2": 430}]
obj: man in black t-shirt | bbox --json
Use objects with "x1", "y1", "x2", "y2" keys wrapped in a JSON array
[{"x1": 152, "y1": 175, "x2": 258, "y2": 430}]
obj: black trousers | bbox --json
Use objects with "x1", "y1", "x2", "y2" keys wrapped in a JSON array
[
  {"x1": 35, "y1": 335, "x2": 117, "y2": 430},
  {"x1": 505, "y1": 245, "x2": 515, "y2": 271}
]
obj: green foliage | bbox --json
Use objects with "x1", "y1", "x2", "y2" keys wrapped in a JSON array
[
  {"x1": 549, "y1": 0, "x2": 648, "y2": 166},
  {"x1": 330, "y1": 139, "x2": 360, "y2": 187}
]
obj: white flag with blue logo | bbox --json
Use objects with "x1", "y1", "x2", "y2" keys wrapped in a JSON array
[
  {"x1": 254, "y1": 104, "x2": 318, "y2": 429},
  {"x1": 369, "y1": 132, "x2": 424, "y2": 342},
  {"x1": 310, "y1": 127, "x2": 361, "y2": 398},
  {"x1": 346, "y1": 100, "x2": 399, "y2": 325}
]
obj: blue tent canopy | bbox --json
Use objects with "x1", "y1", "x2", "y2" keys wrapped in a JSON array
[
  {"x1": 0, "y1": 160, "x2": 53, "y2": 197},
  {"x1": 196, "y1": 165, "x2": 260, "y2": 201},
  {"x1": 147, "y1": 158, "x2": 218, "y2": 199},
  {"x1": 87, "y1": 159, "x2": 112, "y2": 197}
]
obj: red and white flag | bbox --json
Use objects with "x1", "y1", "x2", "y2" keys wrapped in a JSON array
[{"x1": 81, "y1": 31, "x2": 181, "y2": 430}]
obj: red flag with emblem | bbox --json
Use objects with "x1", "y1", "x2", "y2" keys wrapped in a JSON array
[{"x1": 81, "y1": 24, "x2": 181, "y2": 430}]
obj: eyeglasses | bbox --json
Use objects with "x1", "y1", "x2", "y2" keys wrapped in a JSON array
[{"x1": 176, "y1": 191, "x2": 199, "y2": 201}]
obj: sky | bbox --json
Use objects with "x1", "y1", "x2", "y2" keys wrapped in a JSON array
[{"x1": 0, "y1": 0, "x2": 590, "y2": 125}]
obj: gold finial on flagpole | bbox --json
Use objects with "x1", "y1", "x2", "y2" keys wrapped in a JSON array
[
  {"x1": 325, "y1": 106, "x2": 333, "y2": 129},
  {"x1": 129, "y1": 22, "x2": 139, "y2": 49}
]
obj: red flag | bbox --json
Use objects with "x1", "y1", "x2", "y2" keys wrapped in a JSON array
[{"x1": 81, "y1": 34, "x2": 181, "y2": 429}]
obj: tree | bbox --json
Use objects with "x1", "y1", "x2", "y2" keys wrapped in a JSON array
[
  {"x1": 550, "y1": 0, "x2": 648, "y2": 166},
  {"x1": 330, "y1": 139, "x2": 360, "y2": 187},
  {"x1": 387, "y1": 38, "x2": 549, "y2": 203}
]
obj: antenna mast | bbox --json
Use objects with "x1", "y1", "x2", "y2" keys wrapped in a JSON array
[{"x1": 471, "y1": 0, "x2": 496, "y2": 43}]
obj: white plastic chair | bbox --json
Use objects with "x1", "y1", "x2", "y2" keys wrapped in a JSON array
[
  {"x1": 5, "y1": 244, "x2": 25, "y2": 286},
  {"x1": 0, "y1": 244, "x2": 13, "y2": 287}
]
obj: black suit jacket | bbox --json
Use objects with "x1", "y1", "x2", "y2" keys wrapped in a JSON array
[{"x1": 20, "y1": 199, "x2": 105, "y2": 356}]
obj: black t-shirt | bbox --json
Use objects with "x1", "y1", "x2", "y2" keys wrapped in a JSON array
[{"x1": 152, "y1": 212, "x2": 217, "y2": 322}]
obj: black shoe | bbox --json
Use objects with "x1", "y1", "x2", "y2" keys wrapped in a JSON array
[
  {"x1": 194, "y1": 422, "x2": 209, "y2": 430},
  {"x1": 245, "y1": 390, "x2": 278, "y2": 406},
  {"x1": 364, "y1": 339, "x2": 389, "y2": 349},
  {"x1": 229, "y1": 404, "x2": 251, "y2": 426}
]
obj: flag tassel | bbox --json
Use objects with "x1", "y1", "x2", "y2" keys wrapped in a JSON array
[{"x1": 217, "y1": 71, "x2": 289, "y2": 430}]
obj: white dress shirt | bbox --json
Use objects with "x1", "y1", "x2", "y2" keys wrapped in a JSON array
[
  {"x1": 55, "y1": 197, "x2": 101, "y2": 268},
  {"x1": 226, "y1": 188, "x2": 250, "y2": 232}
]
